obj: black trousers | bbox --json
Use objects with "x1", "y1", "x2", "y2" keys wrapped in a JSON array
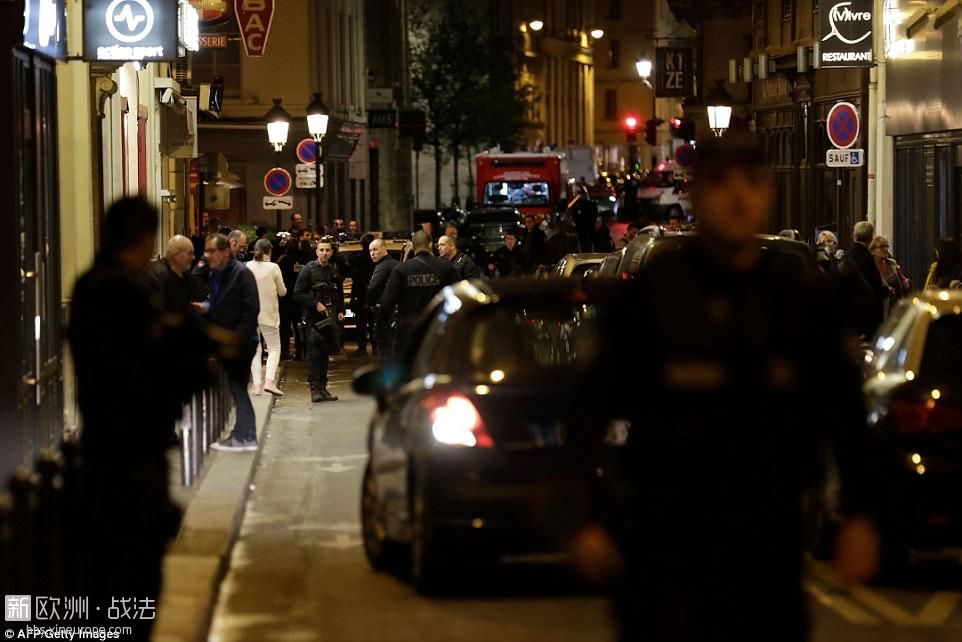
[
  {"x1": 353, "y1": 302, "x2": 370, "y2": 350},
  {"x1": 306, "y1": 331, "x2": 331, "y2": 388},
  {"x1": 279, "y1": 298, "x2": 300, "y2": 357}
]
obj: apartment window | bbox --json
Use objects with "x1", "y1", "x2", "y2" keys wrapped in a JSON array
[
  {"x1": 191, "y1": 39, "x2": 242, "y2": 98},
  {"x1": 608, "y1": 0, "x2": 622, "y2": 20},
  {"x1": 604, "y1": 89, "x2": 617, "y2": 121},
  {"x1": 609, "y1": 40, "x2": 620, "y2": 69},
  {"x1": 782, "y1": 0, "x2": 794, "y2": 20}
]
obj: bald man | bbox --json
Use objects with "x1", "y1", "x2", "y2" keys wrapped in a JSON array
[{"x1": 142, "y1": 235, "x2": 196, "y2": 317}]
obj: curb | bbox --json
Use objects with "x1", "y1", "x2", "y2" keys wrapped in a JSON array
[{"x1": 151, "y1": 367, "x2": 283, "y2": 642}]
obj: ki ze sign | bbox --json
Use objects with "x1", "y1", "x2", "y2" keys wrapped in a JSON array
[
  {"x1": 820, "y1": 0, "x2": 874, "y2": 68},
  {"x1": 826, "y1": 148, "x2": 865, "y2": 167},
  {"x1": 83, "y1": 0, "x2": 178, "y2": 62},
  {"x1": 655, "y1": 47, "x2": 693, "y2": 98}
]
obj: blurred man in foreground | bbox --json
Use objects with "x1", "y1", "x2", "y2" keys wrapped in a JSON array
[{"x1": 571, "y1": 133, "x2": 880, "y2": 642}]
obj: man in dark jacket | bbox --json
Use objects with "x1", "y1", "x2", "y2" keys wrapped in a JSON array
[
  {"x1": 493, "y1": 229, "x2": 531, "y2": 277},
  {"x1": 294, "y1": 238, "x2": 345, "y2": 402},
  {"x1": 201, "y1": 233, "x2": 260, "y2": 452},
  {"x1": 277, "y1": 229, "x2": 314, "y2": 359},
  {"x1": 68, "y1": 199, "x2": 198, "y2": 639},
  {"x1": 366, "y1": 239, "x2": 400, "y2": 358},
  {"x1": 521, "y1": 214, "x2": 547, "y2": 266},
  {"x1": 142, "y1": 235, "x2": 195, "y2": 316},
  {"x1": 349, "y1": 234, "x2": 376, "y2": 356},
  {"x1": 840, "y1": 221, "x2": 890, "y2": 338},
  {"x1": 380, "y1": 231, "x2": 458, "y2": 357},
  {"x1": 569, "y1": 133, "x2": 880, "y2": 642},
  {"x1": 438, "y1": 234, "x2": 481, "y2": 280}
]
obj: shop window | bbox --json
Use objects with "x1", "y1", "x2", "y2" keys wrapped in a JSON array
[
  {"x1": 604, "y1": 89, "x2": 617, "y2": 121},
  {"x1": 609, "y1": 40, "x2": 620, "y2": 69},
  {"x1": 192, "y1": 39, "x2": 242, "y2": 98}
]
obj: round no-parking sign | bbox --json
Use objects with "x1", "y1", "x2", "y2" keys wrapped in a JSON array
[
  {"x1": 827, "y1": 102, "x2": 859, "y2": 150},
  {"x1": 264, "y1": 167, "x2": 292, "y2": 197}
]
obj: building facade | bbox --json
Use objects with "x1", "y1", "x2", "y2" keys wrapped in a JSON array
[{"x1": 593, "y1": 0, "x2": 681, "y2": 172}]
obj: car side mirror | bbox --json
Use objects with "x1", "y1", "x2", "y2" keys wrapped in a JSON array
[{"x1": 352, "y1": 365, "x2": 384, "y2": 397}]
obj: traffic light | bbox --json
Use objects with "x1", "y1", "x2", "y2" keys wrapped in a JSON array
[
  {"x1": 624, "y1": 115, "x2": 639, "y2": 144},
  {"x1": 645, "y1": 118, "x2": 664, "y2": 146},
  {"x1": 670, "y1": 117, "x2": 696, "y2": 141}
]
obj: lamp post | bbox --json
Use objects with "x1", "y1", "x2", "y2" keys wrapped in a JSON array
[
  {"x1": 306, "y1": 92, "x2": 330, "y2": 229},
  {"x1": 636, "y1": 58, "x2": 656, "y2": 167},
  {"x1": 706, "y1": 80, "x2": 734, "y2": 137},
  {"x1": 265, "y1": 98, "x2": 291, "y2": 230}
]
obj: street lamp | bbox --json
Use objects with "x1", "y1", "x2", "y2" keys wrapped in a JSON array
[
  {"x1": 528, "y1": 19, "x2": 544, "y2": 32},
  {"x1": 306, "y1": 92, "x2": 330, "y2": 228},
  {"x1": 706, "y1": 80, "x2": 734, "y2": 137},
  {"x1": 636, "y1": 58, "x2": 656, "y2": 167},
  {"x1": 265, "y1": 97, "x2": 291, "y2": 159},
  {"x1": 635, "y1": 58, "x2": 652, "y2": 81},
  {"x1": 590, "y1": 28, "x2": 605, "y2": 39}
]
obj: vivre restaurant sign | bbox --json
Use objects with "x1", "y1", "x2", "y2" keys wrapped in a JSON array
[
  {"x1": 235, "y1": 0, "x2": 273, "y2": 57},
  {"x1": 654, "y1": 47, "x2": 693, "y2": 98},
  {"x1": 820, "y1": 0, "x2": 874, "y2": 68},
  {"x1": 83, "y1": 0, "x2": 178, "y2": 62}
]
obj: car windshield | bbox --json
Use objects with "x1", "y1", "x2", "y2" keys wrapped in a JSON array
[
  {"x1": 918, "y1": 315, "x2": 962, "y2": 386},
  {"x1": 484, "y1": 181, "x2": 550, "y2": 206},
  {"x1": 460, "y1": 301, "x2": 605, "y2": 380}
]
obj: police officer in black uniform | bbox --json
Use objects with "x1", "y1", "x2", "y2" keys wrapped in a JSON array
[
  {"x1": 379, "y1": 230, "x2": 458, "y2": 357},
  {"x1": 366, "y1": 238, "x2": 400, "y2": 358},
  {"x1": 293, "y1": 237, "x2": 344, "y2": 402},
  {"x1": 437, "y1": 234, "x2": 481, "y2": 280}
]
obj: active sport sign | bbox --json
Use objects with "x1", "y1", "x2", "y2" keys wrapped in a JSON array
[
  {"x1": 235, "y1": 0, "x2": 273, "y2": 57},
  {"x1": 819, "y1": 0, "x2": 874, "y2": 68},
  {"x1": 826, "y1": 102, "x2": 860, "y2": 150}
]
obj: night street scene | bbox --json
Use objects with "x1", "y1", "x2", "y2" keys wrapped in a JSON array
[{"x1": 3, "y1": 1, "x2": 962, "y2": 641}]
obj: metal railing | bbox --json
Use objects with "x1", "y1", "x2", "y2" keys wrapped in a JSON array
[{"x1": 178, "y1": 359, "x2": 231, "y2": 487}]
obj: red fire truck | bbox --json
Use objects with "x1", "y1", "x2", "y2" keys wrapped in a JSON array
[{"x1": 475, "y1": 152, "x2": 567, "y2": 220}]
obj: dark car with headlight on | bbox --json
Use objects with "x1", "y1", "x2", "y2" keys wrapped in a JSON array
[
  {"x1": 353, "y1": 279, "x2": 631, "y2": 592},
  {"x1": 861, "y1": 290, "x2": 962, "y2": 571}
]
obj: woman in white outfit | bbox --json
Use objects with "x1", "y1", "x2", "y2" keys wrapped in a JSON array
[{"x1": 247, "y1": 238, "x2": 287, "y2": 395}]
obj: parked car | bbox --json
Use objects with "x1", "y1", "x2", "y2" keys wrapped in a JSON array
[
  {"x1": 552, "y1": 252, "x2": 609, "y2": 278},
  {"x1": 588, "y1": 252, "x2": 624, "y2": 279},
  {"x1": 636, "y1": 160, "x2": 693, "y2": 222},
  {"x1": 353, "y1": 279, "x2": 632, "y2": 592},
  {"x1": 459, "y1": 208, "x2": 525, "y2": 254},
  {"x1": 862, "y1": 290, "x2": 962, "y2": 571},
  {"x1": 338, "y1": 236, "x2": 408, "y2": 334}
]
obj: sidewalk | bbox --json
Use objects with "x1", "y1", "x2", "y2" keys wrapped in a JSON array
[{"x1": 152, "y1": 377, "x2": 280, "y2": 642}]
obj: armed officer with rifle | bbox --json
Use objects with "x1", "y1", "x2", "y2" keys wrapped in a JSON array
[{"x1": 294, "y1": 236, "x2": 344, "y2": 402}]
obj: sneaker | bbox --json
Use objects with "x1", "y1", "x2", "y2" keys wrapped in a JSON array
[
  {"x1": 211, "y1": 436, "x2": 258, "y2": 452},
  {"x1": 263, "y1": 380, "x2": 284, "y2": 396}
]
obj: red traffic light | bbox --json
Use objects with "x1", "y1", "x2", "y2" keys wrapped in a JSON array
[
  {"x1": 624, "y1": 116, "x2": 639, "y2": 130},
  {"x1": 670, "y1": 117, "x2": 683, "y2": 129}
]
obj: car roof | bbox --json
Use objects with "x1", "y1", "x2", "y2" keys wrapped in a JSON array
[{"x1": 907, "y1": 290, "x2": 962, "y2": 315}]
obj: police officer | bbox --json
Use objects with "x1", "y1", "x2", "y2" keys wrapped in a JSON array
[
  {"x1": 379, "y1": 230, "x2": 457, "y2": 356},
  {"x1": 366, "y1": 239, "x2": 399, "y2": 358},
  {"x1": 437, "y1": 234, "x2": 480, "y2": 280},
  {"x1": 293, "y1": 237, "x2": 344, "y2": 402}
]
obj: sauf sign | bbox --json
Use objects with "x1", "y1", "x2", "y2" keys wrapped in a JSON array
[
  {"x1": 235, "y1": 0, "x2": 274, "y2": 57},
  {"x1": 820, "y1": 0, "x2": 874, "y2": 68},
  {"x1": 655, "y1": 47, "x2": 693, "y2": 98}
]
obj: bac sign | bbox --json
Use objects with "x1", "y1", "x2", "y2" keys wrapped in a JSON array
[
  {"x1": 235, "y1": 0, "x2": 273, "y2": 57},
  {"x1": 826, "y1": 148, "x2": 865, "y2": 168},
  {"x1": 83, "y1": 0, "x2": 179, "y2": 62},
  {"x1": 655, "y1": 47, "x2": 693, "y2": 98}
]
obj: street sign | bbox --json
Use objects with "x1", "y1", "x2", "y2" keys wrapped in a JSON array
[
  {"x1": 826, "y1": 148, "x2": 865, "y2": 168},
  {"x1": 296, "y1": 139, "x2": 319, "y2": 164},
  {"x1": 83, "y1": 0, "x2": 179, "y2": 62},
  {"x1": 296, "y1": 175, "x2": 323, "y2": 189},
  {"x1": 655, "y1": 47, "x2": 694, "y2": 98},
  {"x1": 819, "y1": 0, "x2": 874, "y2": 68},
  {"x1": 368, "y1": 109, "x2": 398, "y2": 129},
  {"x1": 263, "y1": 195, "x2": 293, "y2": 210},
  {"x1": 827, "y1": 102, "x2": 860, "y2": 149},
  {"x1": 675, "y1": 143, "x2": 696, "y2": 168},
  {"x1": 263, "y1": 167, "x2": 292, "y2": 196},
  {"x1": 236, "y1": 0, "x2": 274, "y2": 57},
  {"x1": 295, "y1": 163, "x2": 323, "y2": 177}
]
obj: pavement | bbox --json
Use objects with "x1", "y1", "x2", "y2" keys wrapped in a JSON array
[{"x1": 159, "y1": 354, "x2": 961, "y2": 642}]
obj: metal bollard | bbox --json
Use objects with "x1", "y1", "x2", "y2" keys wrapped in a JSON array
[
  {"x1": 190, "y1": 395, "x2": 203, "y2": 479},
  {"x1": 178, "y1": 406, "x2": 192, "y2": 487}
]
